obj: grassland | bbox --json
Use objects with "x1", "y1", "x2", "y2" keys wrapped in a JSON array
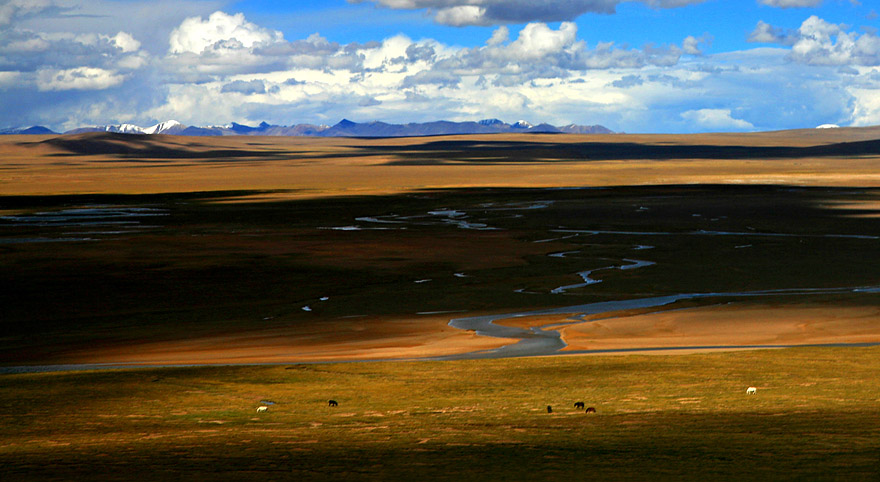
[
  {"x1": 2, "y1": 129, "x2": 880, "y2": 478},
  {"x1": 2, "y1": 347, "x2": 879, "y2": 480}
]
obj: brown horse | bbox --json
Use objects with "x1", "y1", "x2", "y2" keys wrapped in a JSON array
[{"x1": 585, "y1": 407, "x2": 596, "y2": 413}]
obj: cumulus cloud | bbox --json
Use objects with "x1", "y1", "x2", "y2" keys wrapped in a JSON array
[
  {"x1": 683, "y1": 34, "x2": 712, "y2": 55},
  {"x1": 680, "y1": 108, "x2": 754, "y2": 131},
  {"x1": 435, "y1": 5, "x2": 487, "y2": 26},
  {"x1": 405, "y1": 42, "x2": 436, "y2": 63},
  {"x1": 0, "y1": 27, "x2": 150, "y2": 90},
  {"x1": 354, "y1": 0, "x2": 705, "y2": 26},
  {"x1": 6, "y1": 4, "x2": 878, "y2": 135},
  {"x1": 169, "y1": 11, "x2": 283, "y2": 54},
  {"x1": 487, "y1": 26, "x2": 509, "y2": 46},
  {"x1": 37, "y1": 67, "x2": 126, "y2": 91},
  {"x1": 112, "y1": 32, "x2": 142, "y2": 53},
  {"x1": 751, "y1": 16, "x2": 880, "y2": 66},
  {"x1": 508, "y1": 22, "x2": 580, "y2": 60},
  {"x1": 748, "y1": 20, "x2": 795, "y2": 44},
  {"x1": 413, "y1": 21, "x2": 688, "y2": 86},
  {"x1": 164, "y1": 16, "x2": 365, "y2": 78}
]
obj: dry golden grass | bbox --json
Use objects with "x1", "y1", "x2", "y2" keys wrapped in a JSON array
[{"x1": 3, "y1": 128, "x2": 880, "y2": 199}]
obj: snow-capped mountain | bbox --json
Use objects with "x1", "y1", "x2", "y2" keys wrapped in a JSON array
[
  {"x1": 67, "y1": 120, "x2": 186, "y2": 135},
  {"x1": 142, "y1": 120, "x2": 184, "y2": 134},
  {"x1": 107, "y1": 124, "x2": 145, "y2": 134},
  {"x1": 1, "y1": 118, "x2": 614, "y2": 137}
]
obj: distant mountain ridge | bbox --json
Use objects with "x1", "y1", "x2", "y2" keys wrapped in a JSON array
[
  {"x1": 2, "y1": 119, "x2": 615, "y2": 137},
  {"x1": 0, "y1": 126, "x2": 59, "y2": 135}
]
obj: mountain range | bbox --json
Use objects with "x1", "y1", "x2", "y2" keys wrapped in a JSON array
[{"x1": 1, "y1": 119, "x2": 615, "y2": 137}]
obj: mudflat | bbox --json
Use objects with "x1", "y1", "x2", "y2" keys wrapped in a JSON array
[{"x1": 2, "y1": 129, "x2": 880, "y2": 366}]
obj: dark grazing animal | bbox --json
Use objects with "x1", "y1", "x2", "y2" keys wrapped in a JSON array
[
  {"x1": 585, "y1": 407, "x2": 596, "y2": 413},
  {"x1": 574, "y1": 401, "x2": 585, "y2": 409},
  {"x1": 328, "y1": 400, "x2": 338, "y2": 407},
  {"x1": 547, "y1": 405, "x2": 552, "y2": 413}
]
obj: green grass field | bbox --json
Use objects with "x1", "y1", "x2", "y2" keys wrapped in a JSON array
[{"x1": 2, "y1": 347, "x2": 879, "y2": 480}]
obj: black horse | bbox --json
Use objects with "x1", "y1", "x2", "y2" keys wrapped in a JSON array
[
  {"x1": 574, "y1": 401, "x2": 585, "y2": 409},
  {"x1": 328, "y1": 400, "x2": 338, "y2": 407},
  {"x1": 547, "y1": 405, "x2": 552, "y2": 413}
]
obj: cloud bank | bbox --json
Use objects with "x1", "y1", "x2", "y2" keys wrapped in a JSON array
[
  {"x1": 353, "y1": 0, "x2": 707, "y2": 26},
  {"x1": 2, "y1": 2, "x2": 880, "y2": 133}
]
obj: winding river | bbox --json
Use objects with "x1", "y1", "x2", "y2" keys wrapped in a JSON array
[
  {"x1": 4, "y1": 200, "x2": 879, "y2": 373},
  {"x1": 437, "y1": 285, "x2": 880, "y2": 361}
]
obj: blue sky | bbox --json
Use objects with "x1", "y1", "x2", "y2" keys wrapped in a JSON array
[{"x1": 2, "y1": 0, "x2": 879, "y2": 133}]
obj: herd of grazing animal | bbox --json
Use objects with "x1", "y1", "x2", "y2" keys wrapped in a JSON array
[{"x1": 257, "y1": 388, "x2": 758, "y2": 414}]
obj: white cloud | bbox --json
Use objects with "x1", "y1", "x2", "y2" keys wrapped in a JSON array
[
  {"x1": 0, "y1": 71, "x2": 22, "y2": 89},
  {"x1": 3, "y1": 4, "x2": 876, "y2": 134},
  {"x1": 758, "y1": 0, "x2": 823, "y2": 7},
  {"x1": 487, "y1": 26, "x2": 509, "y2": 46},
  {"x1": 168, "y1": 11, "x2": 283, "y2": 55},
  {"x1": 792, "y1": 16, "x2": 880, "y2": 65},
  {"x1": 112, "y1": 32, "x2": 142, "y2": 53},
  {"x1": 4, "y1": 36, "x2": 51, "y2": 52},
  {"x1": 435, "y1": 6, "x2": 487, "y2": 26},
  {"x1": 0, "y1": 0, "x2": 55, "y2": 26},
  {"x1": 221, "y1": 79, "x2": 267, "y2": 95},
  {"x1": 36, "y1": 67, "x2": 126, "y2": 91},
  {"x1": 680, "y1": 108, "x2": 754, "y2": 131},
  {"x1": 507, "y1": 22, "x2": 579, "y2": 60},
  {"x1": 748, "y1": 20, "x2": 794, "y2": 44},
  {"x1": 163, "y1": 14, "x2": 371, "y2": 79},
  {"x1": 749, "y1": 16, "x2": 880, "y2": 66},
  {"x1": 683, "y1": 34, "x2": 711, "y2": 55}
]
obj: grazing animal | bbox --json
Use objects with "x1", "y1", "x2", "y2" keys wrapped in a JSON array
[
  {"x1": 746, "y1": 387, "x2": 757, "y2": 395},
  {"x1": 328, "y1": 399, "x2": 338, "y2": 407},
  {"x1": 256, "y1": 406, "x2": 269, "y2": 413},
  {"x1": 585, "y1": 407, "x2": 596, "y2": 413},
  {"x1": 574, "y1": 402, "x2": 585, "y2": 409},
  {"x1": 547, "y1": 405, "x2": 552, "y2": 413}
]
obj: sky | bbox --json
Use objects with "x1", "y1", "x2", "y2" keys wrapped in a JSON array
[{"x1": 1, "y1": 0, "x2": 879, "y2": 133}]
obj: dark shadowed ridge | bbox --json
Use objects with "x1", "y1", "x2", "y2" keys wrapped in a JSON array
[
  {"x1": 30, "y1": 132, "x2": 292, "y2": 160},
  {"x1": 372, "y1": 138, "x2": 880, "y2": 165},
  {"x1": 21, "y1": 130, "x2": 880, "y2": 163}
]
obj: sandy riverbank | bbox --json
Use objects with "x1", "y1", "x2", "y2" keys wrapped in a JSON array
[
  {"x1": 557, "y1": 303, "x2": 880, "y2": 354},
  {"x1": 41, "y1": 303, "x2": 880, "y2": 366}
]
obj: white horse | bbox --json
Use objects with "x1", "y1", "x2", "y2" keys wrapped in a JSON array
[
  {"x1": 746, "y1": 387, "x2": 757, "y2": 395},
  {"x1": 256, "y1": 405, "x2": 269, "y2": 412}
]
